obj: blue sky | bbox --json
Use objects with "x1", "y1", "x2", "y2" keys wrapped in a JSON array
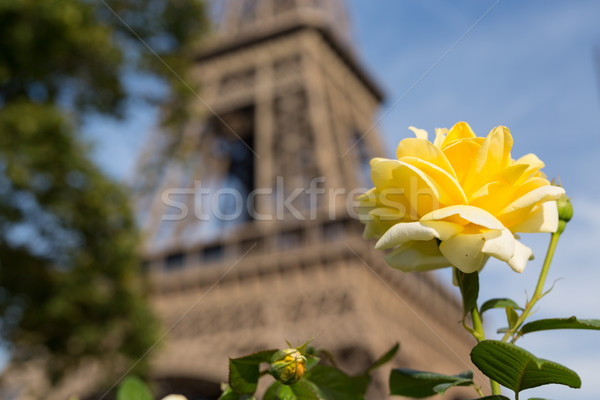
[{"x1": 84, "y1": 1, "x2": 600, "y2": 398}]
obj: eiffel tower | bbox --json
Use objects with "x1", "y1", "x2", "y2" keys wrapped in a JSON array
[{"x1": 136, "y1": 1, "x2": 476, "y2": 399}]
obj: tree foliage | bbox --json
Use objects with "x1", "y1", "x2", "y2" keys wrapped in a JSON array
[{"x1": 0, "y1": 0, "x2": 208, "y2": 386}]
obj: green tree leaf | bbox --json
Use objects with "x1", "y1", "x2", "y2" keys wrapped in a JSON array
[
  {"x1": 454, "y1": 268, "x2": 479, "y2": 317},
  {"x1": 389, "y1": 369, "x2": 473, "y2": 398},
  {"x1": 116, "y1": 376, "x2": 152, "y2": 400},
  {"x1": 480, "y1": 298, "x2": 523, "y2": 313},
  {"x1": 470, "y1": 340, "x2": 581, "y2": 394},
  {"x1": 521, "y1": 317, "x2": 600, "y2": 334},
  {"x1": 466, "y1": 396, "x2": 510, "y2": 400},
  {"x1": 228, "y1": 350, "x2": 277, "y2": 395}
]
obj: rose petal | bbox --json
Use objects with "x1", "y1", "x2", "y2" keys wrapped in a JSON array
[
  {"x1": 384, "y1": 240, "x2": 450, "y2": 272},
  {"x1": 370, "y1": 158, "x2": 401, "y2": 189},
  {"x1": 442, "y1": 138, "x2": 482, "y2": 185},
  {"x1": 396, "y1": 138, "x2": 457, "y2": 179},
  {"x1": 500, "y1": 185, "x2": 564, "y2": 214},
  {"x1": 408, "y1": 126, "x2": 428, "y2": 140},
  {"x1": 420, "y1": 220, "x2": 464, "y2": 241},
  {"x1": 507, "y1": 240, "x2": 533, "y2": 273},
  {"x1": 375, "y1": 222, "x2": 437, "y2": 250},
  {"x1": 463, "y1": 126, "x2": 513, "y2": 192},
  {"x1": 441, "y1": 121, "x2": 476, "y2": 148},
  {"x1": 421, "y1": 205, "x2": 505, "y2": 230},
  {"x1": 400, "y1": 157, "x2": 468, "y2": 206},
  {"x1": 481, "y1": 228, "x2": 516, "y2": 262},
  {"x1": 510, "y1": 200, "x2": 559, "y2": 233},
  {"x1": 433, "y1": 128, "x2": 448, "y2": 148},
  {"x1": 390, "y1": 161, "x2": 441, "y2": 218},
  {"x1": 439, "y1": 232, "x2": 490, "y2": 273}
]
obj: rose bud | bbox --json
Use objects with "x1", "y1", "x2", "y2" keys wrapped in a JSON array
[{"x1": 269, "y1": 348, "x2": 307, "y2": 385}]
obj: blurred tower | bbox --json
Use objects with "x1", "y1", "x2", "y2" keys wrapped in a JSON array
[{"x1": 138, "y1": 1, "x2": 476, "y2": 398}]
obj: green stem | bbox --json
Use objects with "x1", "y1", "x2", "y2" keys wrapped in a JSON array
[
  {"x1": 471, "y1": 306, "x2": 485, "y2": 342},
  {"x1": 501, "y1": 231, "x2": 561, "y2": 342},
  {"x1": 471, "y1": 306, "x2": 502, "y2": 395}
]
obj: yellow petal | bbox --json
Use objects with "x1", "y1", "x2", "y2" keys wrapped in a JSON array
[
  {"x1": 408, "y1": 126, "x2": 428, "y2": 140},
  {"x1": 441, "y1": 121, "x2": 476, "y2": 148},
  {"x1": 439, "y1": 233, "x2": 490, "y2": 273},
  {"x1": 384, "y1": 240, "x2": 450, "y2": 272},
  {"x1": 375, "y1": 222, "x2": 438, "y2": 250},
  {"x1": 481, "y1": 228, "x2": 515, "y2": 262},
  {"x1": 370, "y1": 158, "x2": 400, "y2": 189},
  {"x1": 463, "y1": 126, "x2": 513, "y2": 193},
  {"x1": 507, "y1": 240, "x2": 533, "y2": 273},
  {"x1": 469, "y1": 181, "x2": 515, "y2": 215},
  {"x1": 510, "y1": 200, "x2": 559, "y2": 233},
  {"x1": 500, "y1": 185, "x2": 564, "y2": 215},
  {"x1": 442, "y1": 138, "x2": 482, "y2": 185},
  {"x1": 420, "y1": 220, "x2": 464, "y2": 240},
  {"x1": 433, "y1": 128, "x2": 448, "y2": 148},
  {"x1": 498, "y1": 185, "x2": 563, "y2": 230},
  {"x1": 400, "y1": 157, "x2": 468, "y2": 206},
  {"x1": 390, "y1": 161, "x2": 441, "y2": 218},
  {"x1": 421, "y1": 205, "x2": 504, "y2": 230},
  {"x1": 396, "y1": 138, "x2": 457, "y2": 179},
  {"x1": 514, "y1": 153, "x2": 545, "y2": 180}
]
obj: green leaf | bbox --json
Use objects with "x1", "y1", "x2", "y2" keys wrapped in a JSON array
[
  {"x1": 350, "y1": 374, "x2": 370, "y2": 397},
  {"x1": 454, "y1": 268, "x2": 479, "y2": 317},
  {"x1": 470, "y1": 340, "x2": 581, "y2": 394},
  {"x1": 264, "y1": 381, "x2": 319, "y2": 400},
  {"x1": 116, "y1": 376, "x2": 152, "y2": 400},
  {"x1": 219, "y1": 384, "x2": 254, "y2": 400},
  {"x1": 229, "y1": 350, "x2": 277, "y2": 395},
  {"x1": 481, "y1": 298, "x2": 523, "y2": 313},
  {"x1": 389, "y1": 369, "x2": 473, "y2": 398},
  {"x1": 521, "y1": 317, "x2": 600, "y2": 334},
  {"x1": 506, "y1": 306, "x2": 519, "y2": 329},
  {"x1": 432, "y1": 379, "x2": 473, "y2": 395},
  {"x1": 466, "y1": 396, "x2": 510, "y2": 400},
  {"x1": 304, "y1": 365, "x2": 362, "y2": 400},
  {"x1": 365, "y1": 342, "x2": 399, "y2": 374}
]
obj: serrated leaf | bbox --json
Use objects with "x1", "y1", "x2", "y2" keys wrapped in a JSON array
[
  {"x1": 470, "y1": 340, "x2": 581, "y2": 394},
  {"x1": 521, "y1": 317, "x2": 600, "y2": 334},
  {"x1": 116, "y1": 376, "x2": 153, "y2": 400},
  {"x1": 389, "y1": 369, "x2": 473, "y2": 398},
  {"x1": 229, "y1": 350, "x2": 277, "y2": 394},
  {"x1": 366, "y1": 342, "x2": 399, "y2": 374},
  {"x1": 454, "y1": 268, "x2": 479, "y2": 317},
  {"x1": 304, "y1": 365, "x2": 362, "y2": 400},
  {"x1": 480, "y1": 298, "x2": 523, "y2": 314}
]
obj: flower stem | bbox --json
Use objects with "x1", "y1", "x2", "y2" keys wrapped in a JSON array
[{"x1": 501, "y1": 231, "x2": 562, "y2": 342}]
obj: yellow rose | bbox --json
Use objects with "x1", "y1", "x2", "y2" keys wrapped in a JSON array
[{"x1": 359, "y1": 122, "x2": 564, "y2": 274}]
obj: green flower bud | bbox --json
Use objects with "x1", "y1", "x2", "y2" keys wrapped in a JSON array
[
  {"x1": 556, "y1": 193, "x2": 573, "y2": 234},
  {"x1": 269, "y1": 348, "x2": 307, "y2": 385}
]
